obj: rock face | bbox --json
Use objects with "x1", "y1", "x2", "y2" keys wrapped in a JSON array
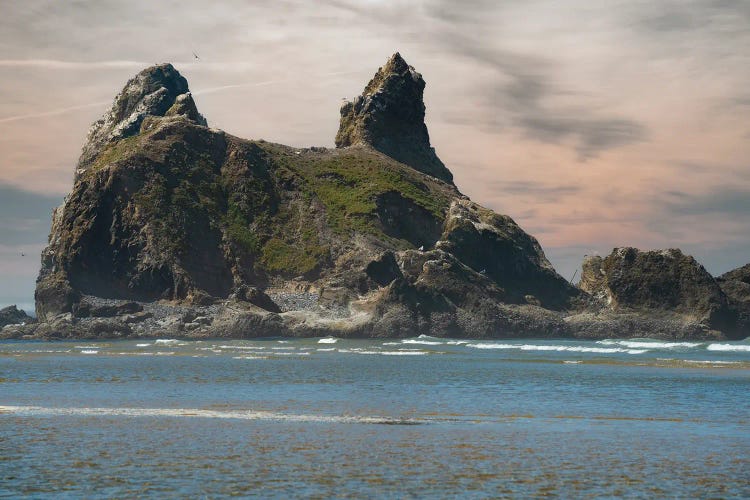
[
  {"x1": 718, "y1": 264, "x2": 750, "y2": 335},
  {"x1": 436, "y1": 199, "x2": 579, "y2": 310},
  {"x1": 19, "y1": 56, "x2": 746, "y2": 341},
  {"x1": 336, "y1": 53, "x2": 453, "y2": 183},
  {"x1": 77, "y1": 64, "x2": 206, "y2": 177},
  {"x1": 0, "y1": 305, "x2": 32, "y2": 328},
  {"x1": 578, "y1": 248, "x2": 737, "y2": 337}
]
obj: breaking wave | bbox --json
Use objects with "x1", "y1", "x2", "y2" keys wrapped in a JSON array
[
  {"x1": 598, "y1": 340, "x2": 702, "y2": 349},
  {"x1": 0, "y1": 405, "x2": 422, "y2": 425},
  {"x1": 469, "y1": 343, "x2": 647, "y2": 354},
  {"x1": 706, "y1": 343, "x2": 750, "y2": 352}
]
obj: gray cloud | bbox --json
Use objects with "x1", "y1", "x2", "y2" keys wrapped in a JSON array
[
  {"x1": 0, "y1": 184, "x2": 61, "y2": 245},
  {"x1": 634, "y1": 0, "x2": 750, "y2": 35},
  {"x1": 489, "y1": 181, "x2": 581, "y2": 203},
  {"x1": 663, "y1": 187, "x2": 750, "y2": 216},
  {"x1": 432, "y1": 30, "x2": 648, "y2": 158},
  {"x1": 517, "y1": 115, "x2": 647, "y2": 158}
]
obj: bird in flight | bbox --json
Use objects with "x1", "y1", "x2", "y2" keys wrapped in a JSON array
[
  {"x1": 20, "y1": 252, "x2": 25, "y2": 257},
  {"x1": 193, "y1": 52, "x2": 200, "y2": 60}
]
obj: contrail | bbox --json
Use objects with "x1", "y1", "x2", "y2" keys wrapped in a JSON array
[
  {"x1": 0, "y1": 101, "x2": 111, "y2": 125},
  {"x1": 0, "y1": 70, "x2": 363, "y2": 124},
  {"x1": 0, "y1": 59, "x2": 150, "y2": 69},
  {"x1": 192, "y1": 70, "x2": 362, "y2": 96}
]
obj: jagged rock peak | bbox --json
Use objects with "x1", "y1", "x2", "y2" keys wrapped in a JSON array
[
  {"x1": 336, "y1": 53, "x2": 453, "y2": 183},
  {"x1": 76, "y1": 63, "x2": 207, "y2": 176}
]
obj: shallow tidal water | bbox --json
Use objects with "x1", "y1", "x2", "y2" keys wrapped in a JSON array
[{"x1": 1, "y1": 336, "x2": 749, "y2": 498}]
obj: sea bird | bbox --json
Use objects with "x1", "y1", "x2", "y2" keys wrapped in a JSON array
[{"x1": 193, "y1": 52, "x2": 200, "y2": 60}]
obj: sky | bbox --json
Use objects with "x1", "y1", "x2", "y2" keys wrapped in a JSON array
[{"x1": 1, "y1": 0, "x2": 749, "y2": 312}]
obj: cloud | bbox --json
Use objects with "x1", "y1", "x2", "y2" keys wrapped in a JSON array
[
  {"x1": 489, "y1": 181, "x2": 581, "y2": 203},
  {"x1": 0, "y1": 184, "x2": 61, "y2": 245},
  {"x1": 663, "y1": 186, "x2": 750, "y2": 216},
  {"x1": 437, "y1": 32, "x2": 648, "y2": 158},
  {"x1": 633, "y1": 0, "x2": 750, "y2": 36},
  {"x1": 517, "y1": 115, "x2": 647, "y2": 158}
]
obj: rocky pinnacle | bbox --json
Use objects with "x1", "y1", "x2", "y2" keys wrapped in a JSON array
[
  {"x1": 335, "y1": 53, "x2": 453, "y2": 183},
  {"x1": 76, "y1": 63, "x2": 207, "y2": 178}
]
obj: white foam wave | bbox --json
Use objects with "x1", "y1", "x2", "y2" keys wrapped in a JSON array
[
  {"x1": 598, "y1": 340, "x2": 701, "y2": 349},
  {"x1": 469, "y1": 343, "x2": 646, "y2": 354},
  {"x1": 0, "y1": 405, "x2": 419, "y2": 425},
  {"x1": 401, "y1": 339, "x2": 443, "y2": 346},
  {"x1": 336, "y1": 349, "x2": 428, "y2": 356},
  {"x1": 707, "y1": 343, "x2": 750, "y2": 352},
  {"x1": 316, "y1": 348, "x2": 336, "y2": 352},
  {"x1": 16, "y1": 349, "x2": 72, "y2": 354},
  {"x1": 154, "y1": 339, "x2": 179, "y2": 345},
  {"x1": 318, "y1": 337, "x2": 338, "y2": 344},
  {"x1": 80, "y1": 350, "x2": 98, "y2": 354},
  {"x1": 218, "y1": 345, "x2": 266, "y2": 350},
  {"x1": 135, "y1": 343, "x2": 150, "y2": 347}
]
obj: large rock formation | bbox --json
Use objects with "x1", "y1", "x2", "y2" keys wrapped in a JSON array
[
  {"x1": 336, "y1": 53, "x2": 453, "y2": 183},
  {"x1": 16, "y1": 54, "x2": 588, "y2": 340},
  {"x1": 574, "y1": 248, "x2": 738, "y2": 338},
  {"x1": 10, "y1": 54, "x2": 746, "y2": 341}
]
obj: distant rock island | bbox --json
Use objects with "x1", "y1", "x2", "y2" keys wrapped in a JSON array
[{"x1": 2, "y1": 54, "x2": 748, "y2": 340}]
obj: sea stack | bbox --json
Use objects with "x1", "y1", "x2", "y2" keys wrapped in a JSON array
[
  {"x1": 336, "y1": 53, "x2": 453, "y2": 183},
  {"x1": 4, "y1": 55, "x2": 743, "y2": 341}
]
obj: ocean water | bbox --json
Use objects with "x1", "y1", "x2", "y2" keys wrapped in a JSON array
[{"x1": 1, "y1": 336, "x2": 748, "y2": 498}]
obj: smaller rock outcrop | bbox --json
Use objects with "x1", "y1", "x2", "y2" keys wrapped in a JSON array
[
  {"x1": 579, "y1": 248, "x2": 735, "y2": 334},
  {"x1": 336, "y1": 53, "x2": 453, "y2": 183},
  {"x1": 0, "y1": 305, "x2": 33, "y2": 328},
  {"x1": 436, "y1": 199, "x2": 580, "y2": 310},
  {"x1": 717, "y1": 264, "x2": 750, "y2": 336}
]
